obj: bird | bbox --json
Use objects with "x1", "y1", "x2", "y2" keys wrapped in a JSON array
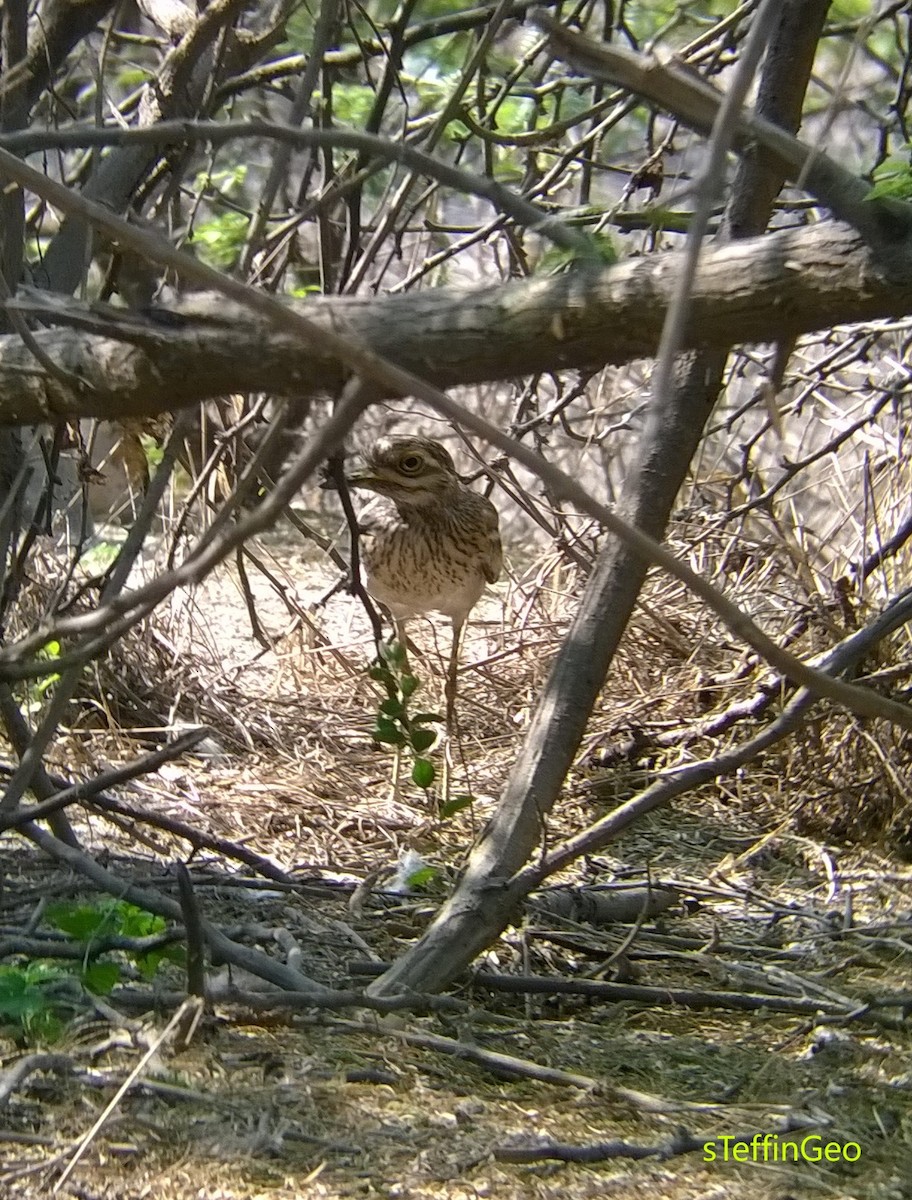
[{"x1": 347, "y1": 436, "x2": 502, "y2": 727}]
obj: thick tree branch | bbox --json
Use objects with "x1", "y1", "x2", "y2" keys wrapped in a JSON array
[
  {"x1": 1, "y1": 1, "x2": 117, "y2": 112},
  {"x1": 0, "y1": 220, "x2": 908, "y2": 424}
]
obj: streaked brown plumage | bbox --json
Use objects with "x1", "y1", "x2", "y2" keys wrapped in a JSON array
[{"x1": 348, "y1": 436, "x2": 502, "y2": 720}]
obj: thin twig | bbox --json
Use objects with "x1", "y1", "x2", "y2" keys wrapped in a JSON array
[
  {"x1": 175, "y1": 863, "x2": 206, "y2": 1000},
  {"x1": 53, "y1": 997, "x2": 204, "y2": 1192},
  {"x1": 0, "y1": 727, "x2": 212, "y2": 832},
  {"x1": 21, "y1": 824, "x2": 332, "y2": 994},
  {"x1": 0, "y1": 1054, "x2": 72, "y2": 1109}
]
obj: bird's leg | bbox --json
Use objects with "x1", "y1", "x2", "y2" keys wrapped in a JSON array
[
  {"x1": 390, "y1": 618, "x2": 409, "y2": 801},
  {"x1": 445, "y1": 619, "x2": 464, "y2": 732},
  {"x1": 441, "y1": 619, "x2": 465, "y2": 806}
]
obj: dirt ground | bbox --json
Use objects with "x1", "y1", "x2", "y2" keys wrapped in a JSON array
[{"x1": 2, "y1": 524, "x2": 912, "y2": 1200}]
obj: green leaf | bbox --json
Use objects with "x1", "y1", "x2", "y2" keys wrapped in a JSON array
[
  {"x1": 411, "y1": 758, "x2": 435, "y2": 788},
  {"x1": 191, "y1": 209, "x2": 248, "y2": 270},
  {"x1": 399, "y1": 674, "x2": 420, "y2": 698},
  {"x1": 114, "y1": 903, "x2": 166, "y2": 938},
  {"x1": 47, "y1": 900, "x2": 166, "y2": 946},
  {"x1": 410, "y1": 712, "x2": 444, "y2": 726},
  {"x1": 379, "y1": 696, "x2": 405, "y2": 719},
  {"x1": 536, "y1": 230, "x2": 616, "y2": 275},
  {"x1": 381, "y1": 639, "x2": 408, "y2": 667},
  {"x1": 135, "y1": 943, "x2": 185, "y2": 980},
  {"x1": 24, "y1": 1009, "x2": 63, "y2": 1043},
  {"x1": 0, "y1": 971, "x2": 44, "y2": 1019},
  {"x1": 368, "y1": 664, "x2": 392, "y2": 683},
  {"x1": 140, "y1": 434, "x2": 164, "y2": 469},
  {"x1": 276, "y1": 2, "x2": 314, "y2": 54},
  {"x1": 439, "y1": 794, "x2": 473, "y2": 818},
  {"x1": 135, "y1": 949, "x2": 164, "y2": 981},
  {"x1": 866, "y1": 147, "x2": 912, "y2": 201},
  {"x1": 410, "y1": 728, "x2": 437, "y2": 753},
  {"x1": 81, "y1": 540, "x2": 120, "y2": 571},
  {"x1": 0, "y1": 967, "x2": 65, "y2": 1039},
  {"x1": 116, "y1": 66, "x2": 152, "y2": 88},
  {"x1": 83, "y1": 961, "x2": 121, "y2": 996},
  {"x1": 589, "y1": 231, "x2": 618, "y2": 265},
  {"x1": 329, "y1": 82, "x2": 376, "y2": 127},
  {"x1": 45, "y1": 903, "x2": 109, "y2": 940},
  {"x1": 866, "y1": 173, "x2": 912, "y2": 201},
  {"x1": 405, "y1": 865, "x2": 440, "y2": 890},
  {"x1": 373, "y1": 724, "x2": 406, "y2": 746}
]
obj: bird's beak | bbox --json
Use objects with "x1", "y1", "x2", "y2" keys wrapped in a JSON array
[
  {"x1": 345, "y1": 467, "x2": 378, "y2": 488},
  {"x1": 320, "y1": 459, "x2": 373, "y2": 490}
]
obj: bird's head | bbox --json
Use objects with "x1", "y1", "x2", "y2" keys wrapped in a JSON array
[{"x1": 347, "y1": 437, "x2": 460, "y2": 507}]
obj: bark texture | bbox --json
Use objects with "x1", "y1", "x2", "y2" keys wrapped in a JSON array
[{"x1": 0, "y1": 220, "x2": 905, "y2": 425}]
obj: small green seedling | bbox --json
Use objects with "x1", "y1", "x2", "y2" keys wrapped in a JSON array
[
  {"x1": 0, "y1": 900, "x2": 184, "y2": 1043},
  {"x1": 369, "y1": 639, "x2": 444, "y2": 793}
]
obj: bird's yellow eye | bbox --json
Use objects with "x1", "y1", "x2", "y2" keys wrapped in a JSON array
[{"x1": 399, "y1": 454, "x2": 423, "y2": 474}]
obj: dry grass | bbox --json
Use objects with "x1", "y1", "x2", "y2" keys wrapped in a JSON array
[{"x1": 3, "y1": 487, "x2": 912, "y2": 1200}]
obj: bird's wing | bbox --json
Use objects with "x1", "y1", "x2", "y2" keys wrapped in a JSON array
[{"x1": 480, "y1": 503, "x2": 503, "y2": 585}]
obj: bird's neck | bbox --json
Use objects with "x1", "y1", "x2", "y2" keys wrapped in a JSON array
[
  {"x1": 395, "y1": 498, "x2": 441, "y2": 521},
  {"x1": 394, "y1": 485, "x2": 459, "y2": 517}
]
